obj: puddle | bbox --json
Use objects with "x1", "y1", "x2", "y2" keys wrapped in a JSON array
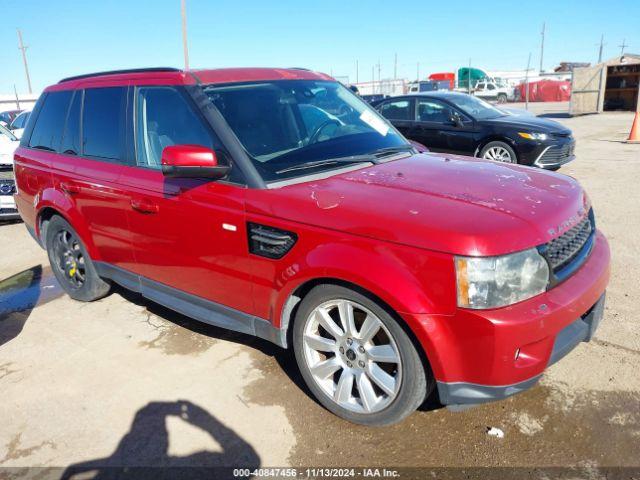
[
  {"x1": 137, "y1": 310, "x2": 218, "y2": 356},
  {"x1": 243, "y1": 349, "x2": 640, "y2": 468},
  {"x1": 0, "y1": 265, "x2": 63, "y2": 346}
]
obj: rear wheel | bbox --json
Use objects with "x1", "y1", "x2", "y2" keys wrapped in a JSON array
[
  {"x1": 480, "y1": 141, "x2": 518, "y2": 164},
  {"x1": 293, "y1": 284, "x2": 431, "y2": 425},
  {"x1": 46, "y1": 215, "x2": 110, "y2": 302},
  {"x1": 497, "y1": 93, "x2": 508, "y2": 104}
]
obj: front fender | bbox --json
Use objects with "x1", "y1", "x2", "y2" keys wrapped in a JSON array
[
  {"x1": 36, "y1": 187, "x2": 100, "y2": 260},
  {"x1": 272, "y1": 238, "x2": 456, "y2": 331}
]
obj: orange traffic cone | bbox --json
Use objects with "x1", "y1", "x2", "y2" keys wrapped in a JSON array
[{"x1": 627, "y1": 111, "x2": 640, "y2": 143}]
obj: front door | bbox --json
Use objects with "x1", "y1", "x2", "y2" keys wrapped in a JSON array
[{"x1": 118, "y1": 86, "x2": 254, "y2": 314}]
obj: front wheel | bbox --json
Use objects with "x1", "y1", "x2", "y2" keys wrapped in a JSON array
[
  {"x1": 480, "y1": 141, "x2": 518, "y2": 164},
  {"x1": 293, "y1": 284, "x2": 432, "y2": 425},
  {"x1": 46, "y1": 215, "x2": 111, "y2": 302},
  {"x1": 497, "y1": 93, "x2": 508, "y2": 104}
]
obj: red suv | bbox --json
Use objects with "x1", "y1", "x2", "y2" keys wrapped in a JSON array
[{"x1": 14, "y1": 68, "x2": 610, "y2": 425}]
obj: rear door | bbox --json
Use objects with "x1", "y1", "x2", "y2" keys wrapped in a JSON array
[
  {"x1": 60, "y1": 87, "x2": 136, "y2": 269},
  {"x1": 117, "y1": 86, "x2": 254, "y2": 313},
  {"x1": 410, "y1": 98, "x2": 477, "y2": 155}
]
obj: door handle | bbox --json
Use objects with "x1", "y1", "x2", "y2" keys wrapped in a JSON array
[
  {"x1": 130, "y1": 198, "x2": 159, "y2": 214},
  {"x1": 60, "y1": 181, "x2": 81, "y2": 194}
]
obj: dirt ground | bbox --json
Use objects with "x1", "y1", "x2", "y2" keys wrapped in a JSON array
[{"x1": 1, "y1": 102, "x2": 639, "y2": 478}]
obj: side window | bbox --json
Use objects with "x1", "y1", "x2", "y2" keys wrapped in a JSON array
[
  {"x1": 135, "y1": 87, "x2": 218, "y2": 168},
  {"x1": 12, "y1": 112, "x2": 28, "y2": 129},
  {"x1": 60, "y1": 91, "x2": 81, "y2": 155},
  {"x1": 378, "y1": 100, "x2": 412, "y2": 120},
  {"x1": 487, "y1": 84, "x2": 496, "y2": 91},
  {"x1": 417, "y1": 99, "x2": 455, "y2": 123},
  {"x1": 29, "y1": 91, "x2": 72, "y2": 151},
  {"x1": 82, "y1": 87, "x2": 126, "y2": 160}
]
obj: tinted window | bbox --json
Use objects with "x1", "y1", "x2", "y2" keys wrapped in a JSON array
[
  {"x1": 60, "y1": 91, "x2": 81, "y2": 155},
  {"x1": 417, "y1": 99, "x2": 454, "y2": 123},
  {"x1": 29, "y1": 91, "x2": 72, "y2": 151},
  {"x1": 12, "y1": 111, "x2": 30, "y2": 129},
  {"x1": 378, "y1": 100, "x2": 412, "y2": 120},
  {"x1": 135, "y1": 87, "x2": 217, "y2": 168},
  {"x1": 83, "y1": 87, "x2": 126, "y2": 160}
]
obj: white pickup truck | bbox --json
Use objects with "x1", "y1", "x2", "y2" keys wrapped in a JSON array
[{"x1": 473, "y1": 80, "x2": 515, "y2": 103}]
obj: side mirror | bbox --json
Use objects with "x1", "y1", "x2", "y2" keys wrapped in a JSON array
[{"x1": 161, "y1": 145, "x2": 231, "y2": 179}]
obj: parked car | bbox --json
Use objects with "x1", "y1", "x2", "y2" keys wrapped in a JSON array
[
  {"x1": 9, "y1": 109, "x2": 31, "y2": 139},
  {"x1": 473, "y1": 80, "x2": 515, "y2": 103},
  {"x1": 15, "y1": 68, "x2": 609, "y2": 425},
  {"x1": 0, "y1": 123, "x2": 20, "y2": 220},
  {"x1": 373, "y1": 92, "x2": 575, "y2": 170},
  {"x1": 0, "y1": 109, "x2": 22, "y2": 127}
]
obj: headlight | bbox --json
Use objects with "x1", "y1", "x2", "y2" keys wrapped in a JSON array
[
  {"x1": 455, "y1": 248, "x2": 549, "y2": 309},
  {"x1": 518, "y1": 132, "x2": 548, "y2": 141}
]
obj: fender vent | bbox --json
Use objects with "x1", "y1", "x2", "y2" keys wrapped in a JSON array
[{"x1": 248, "y1": 223, "x2": 297, "y2": 259}]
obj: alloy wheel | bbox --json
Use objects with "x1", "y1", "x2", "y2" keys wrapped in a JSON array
[
  {"x1": 52, "y1": 229, "x2": 86, "y2": 289},
  {"x1": 483, "y1": 146, "x2": 514, "y2": 163},
  {"x1": 302, "y1": 299, "x2": 402, "y2": 414}
]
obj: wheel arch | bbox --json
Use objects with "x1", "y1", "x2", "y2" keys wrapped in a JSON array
[
  {"x1": 280, "y1": 277, "x2": 435, "y2": 383},
  {"x1": 475, "y1": 136, "x2": 518, "y2": 159}
]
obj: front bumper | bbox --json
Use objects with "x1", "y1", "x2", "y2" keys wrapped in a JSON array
[
  {"x1": 518, "y1": 136, "x2": 576, "y2": 169},
  {"x1": 437, "y1": 292, "x2": 605, "y2": 406},
  {"x1": 403, "y1": 231, "x2": 610, "y2": 406}
]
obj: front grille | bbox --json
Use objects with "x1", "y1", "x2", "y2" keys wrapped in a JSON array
[
  {"x1": 538, "y1": 142, "x2": 575, "y2": 165},
  {"x1": 545, "y1": 214, "x2": 593, "y2": 271}
]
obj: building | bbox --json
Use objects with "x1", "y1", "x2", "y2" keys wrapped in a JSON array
[{"x1": 570, "y1": 54, "x2": 640, "y2": 115}]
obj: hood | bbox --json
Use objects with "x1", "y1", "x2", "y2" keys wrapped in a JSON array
[
  {"x1": 246, "y1": 153, "x2": 590, "y2": 256},
  {"x1": 484, "y1": 115, "x2": 572, "y2": 135}
]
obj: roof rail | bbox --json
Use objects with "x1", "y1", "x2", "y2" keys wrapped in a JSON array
[{"x1": 59, "y1": 67, "x2": 182, "y2": 83}]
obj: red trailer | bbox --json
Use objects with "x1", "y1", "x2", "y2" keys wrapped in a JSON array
[
  {"x1": 428, "y1": 72, "x2": 455, "y2": 90},
  {"x1": 517, "y1": 79, "x2": 571, "y2": 102}
]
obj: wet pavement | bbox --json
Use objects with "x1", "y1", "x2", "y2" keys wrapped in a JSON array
[{"x1": 0, "y1": 107, "x2": 639, "y2": 477}]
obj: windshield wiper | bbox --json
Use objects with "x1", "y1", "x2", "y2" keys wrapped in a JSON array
[
  {"x1": 275, "y1": 155, "x2": 377, "y2": 175},
  {"x1": 372, "y1": 145, "x2": 415, "y2": 157}
]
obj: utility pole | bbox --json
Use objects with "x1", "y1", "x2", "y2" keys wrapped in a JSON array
[
  {"x1": 16, "y1": 29, "x2": 32, "y2": 94},
  {"x1": 356, "y1": 60, "x2": 359, "y2": 84},
  {"x1": 539, "y1": 22, "x2": 545, "y2": 72},
  {"x1": 597, "y1": 34, "x2": 605, "y2": 63},
  {"x1": 619, "y1": 38, "x2": 628, "y2": 56},
  {"x1": 377, "y1": 59, "x2": 381, "y2": 91},
  {"x1": 393, "y1": 53, "x2": 397, "y2": 80},
  {"x1": 371, "y1": 66, "x2": 375, "y2": 93},
  {"x1": 467, "y1": 58, "x2": 471, "y2": 94},
  {"x1": 525, "y1": 52, "x2": 532, "y2": 111},
  {"x1": 14, "y1": 85, "x2": 21, "y2": 110},
  {"x1": 417, "y1": 62, "x2": 420, "y2": 81},
  {"x1": 181, "y1": 0, "x2": 190, "y2": 70}
]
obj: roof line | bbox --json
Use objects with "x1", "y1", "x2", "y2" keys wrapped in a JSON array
[{"x1": 59, "y1": 67, "x2": 182, "y2": 83}]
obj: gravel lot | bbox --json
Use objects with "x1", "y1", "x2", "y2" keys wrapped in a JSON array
[{"x1": 1, "y1": 103, "x2": 639, "y2": 477}]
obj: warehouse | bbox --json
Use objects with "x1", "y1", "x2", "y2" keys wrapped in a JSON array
[{"x1": 571, "y1": 54, "x2": 640, "y2": 114}]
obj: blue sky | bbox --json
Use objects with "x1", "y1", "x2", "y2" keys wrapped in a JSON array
[{"x1": 1, "y1": 0, "x2": 639, "y2": 93}]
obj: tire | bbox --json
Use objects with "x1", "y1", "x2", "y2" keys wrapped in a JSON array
[
  {"x1": 46, "y1": 215, "x2": 110, "y2": 302},
  {"x1": 497, "y1": 93, "x2": 507, "y2": 104},
  {"x1": 293, "y1": 284, "x2": 432, "y2": 426},
  {"x1": 480, "y1": 141, "x2": 518, "y2": 164}
]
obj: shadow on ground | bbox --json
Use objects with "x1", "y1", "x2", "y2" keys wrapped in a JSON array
[{"x1": 61, "y1": 400, "x2": 260, "y2": 479}]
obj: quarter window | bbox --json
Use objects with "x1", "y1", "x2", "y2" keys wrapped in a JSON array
[
  {"x1": 29, "y1": 91, "x2": 72, "y2": 151},
  {"x1": 135, "y1": 87, "x2": 217, "y2": 168},
  {"x1": 60, "y1": 91, "x2": 81, "y2": 155},
  {"x1": 82, "y1": 87, "x2": 126, "y2": 160},
  {"x1": 378, "y1": 100, "x2": 412, "y2": 120}
]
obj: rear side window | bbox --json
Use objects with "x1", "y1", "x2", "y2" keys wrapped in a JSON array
[
  {"x1": 134, "y1": 86, "x2": 217, "y2": 168},
  {"x1": 29, "y1": 91, "x2": 72, "y2": 151},
  {"x1": 378, "y1": 100, "x2": 413, "y2": 121},
  {"x1": 82, "y1": 87, "x2": 126, "y2": 160}
]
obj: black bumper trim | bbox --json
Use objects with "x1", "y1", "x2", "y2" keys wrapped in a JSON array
[{"x1": 438, "y1": 293, "x2": 606, "y2": 407}]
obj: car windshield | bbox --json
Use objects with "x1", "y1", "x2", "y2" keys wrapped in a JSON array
[
  {"x1": 450, "y1": 94, "x2": 505, "y2": 120},
  {"x1": 204, "y1": 80, "x2": 409, "y2": 182}
]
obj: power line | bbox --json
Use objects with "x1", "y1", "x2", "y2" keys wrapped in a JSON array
[{"x1": 16, "y1": 29, "x2": 32, "y2": 94}]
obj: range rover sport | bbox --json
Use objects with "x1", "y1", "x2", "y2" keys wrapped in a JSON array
[{"x1": 14, "y1": 67, "x2": 610, "y2": 425}]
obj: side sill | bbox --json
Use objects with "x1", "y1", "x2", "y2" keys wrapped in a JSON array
[{"x1": 94, "y1": 262, "x2": 287, "y2": 348}]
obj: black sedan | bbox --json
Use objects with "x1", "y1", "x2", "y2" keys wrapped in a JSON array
[{"x1": 373, "y1": 92, "x2": 575, "y2": 169}]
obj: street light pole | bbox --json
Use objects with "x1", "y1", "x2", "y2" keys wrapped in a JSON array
[
  {"x1": 17, "y1": 29, "x2": 32, "y2": 94},
  {"x1": 181, "y1": 0, "x2": 190, "y2": 70}
]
